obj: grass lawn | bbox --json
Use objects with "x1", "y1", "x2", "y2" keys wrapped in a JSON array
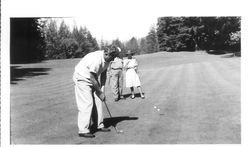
[{"x1": 10, "y1": 51, "x2": 240, "y2": 144}]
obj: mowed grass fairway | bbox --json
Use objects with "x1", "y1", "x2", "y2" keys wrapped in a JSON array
[{"x1": 10, "y1": 52, "x2": 241, "y2": 144}]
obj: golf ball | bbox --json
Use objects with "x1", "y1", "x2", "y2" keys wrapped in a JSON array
[
  {"x1": 157, "y1": 109, "x2": 160, "y2": 111},
  {"x1": 119, "y1": 130, "x2": 123, "y2": 133},
  {"x1": 154, "y1": 106, "x2": 157, "y2": 109}
]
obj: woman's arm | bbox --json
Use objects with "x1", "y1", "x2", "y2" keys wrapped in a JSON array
[{"x1": 134, "y1": 59, "x2": 139, "y2": 73}]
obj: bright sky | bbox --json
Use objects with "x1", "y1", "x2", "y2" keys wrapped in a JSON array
[
  {"x1": 46, "y1": 0, "x2": 162, "y2": 42},
  {"x1": 3, "y1": 0, "x2": 247, "y2": 42},
  {"x1": 60, "y1": 0, "x2": 162, "y2": 42},
  {"x1": 59, "y1": 15, "x2": 157, "y2": 42}
]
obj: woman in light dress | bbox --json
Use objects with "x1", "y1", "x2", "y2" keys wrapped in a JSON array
[{"x1": 123, "y1": 50, "x2": 145, "y2": 99}]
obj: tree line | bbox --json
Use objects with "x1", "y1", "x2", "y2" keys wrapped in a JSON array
[
  {"x1": 10, "y1": 18, "x2": 158, "y2": 63},
  {"x1": 10, "y1": 18, "x2": 45, "y2": 63},
  {"x1": 110, "y1": 17, "x2": 241, "y2": 56},
  {"x1": 10, "y1": 18, "x2": 100, "y2": 63},
  {"x1": 109, "y1": 26, "x2": 159, "y2": 56},
  {"x1": 41, "y1": 19, "x2": 99, "y2": 59},
  {"x1": 10, "y1": 17, "x2": 240, "y2": 63},
  {"x1": 157, "y1": 17, "x2": 241, "y2": 52},
  {"x1": 43, "y1": 19, "x2": 160, "y2": 58}
]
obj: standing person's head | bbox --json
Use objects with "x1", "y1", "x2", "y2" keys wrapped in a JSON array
[
  {"x1": 104, "y1": 45, "x2": 121, "y2": 62},
  {"x1": 126, "y1": 50, "x2": 134, "y2": 59},
  {"x1": 116, "y1": 47, "x2": 123, "y2": 59}
]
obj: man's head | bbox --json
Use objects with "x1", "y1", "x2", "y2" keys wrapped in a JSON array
[{"x1": 104, "y1": 45, "x2": 121, "y2": 62}]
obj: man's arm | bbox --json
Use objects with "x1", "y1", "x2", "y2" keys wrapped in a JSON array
[
  {"x1": 100, "y1": 69, "x2": 107, "y2": 92},
  {"x1": 89, "y1": 72, "x2": 105, "y2": 101}
]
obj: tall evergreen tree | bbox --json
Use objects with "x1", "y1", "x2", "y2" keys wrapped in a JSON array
[
  {"x1": 58, "y1": 20, "x2": 71, "y2": 40},
  {"x1": 146, "y1": 26, "x2": 159, "y2": 53},
  {"x1": 10, "y1": 18, "x2": 45, "y2": 63},
  {"x1": 139, "y1": 37, "x2": 147, "y2": 54},
  {"x1": 58, "y1": 21, "x2": 73, "y2": 59},
  {"x1": 73, "y1": 26, "x2": 100, "y2": 57},
  {"x1": 60, "y1": 38, "x2": 79, "y2": 58},
  {"x1": 157, "y1": 17, "x2": 184, "y2": 51},
  {"x1": 125, "y1": 37, "x2": 139, "y2": 55},
  {"x1": 74, "y1": 26, "x2": 89, "y2": 57},
  {"x1": 86, "y1": 31, "x2": 99, "y2": 52},
  {"x1": 112, "y1": 38, "x2": 124, "y2": 49},
  {"x1": 157, "y1": 17, "x2": 240, "y2": 52},
  {"x1": 42, "y1": 19, "x2": 61, "y2": 59},
  {"x1": 100, "y1": 38, "x2": 105, "y2": 50}
]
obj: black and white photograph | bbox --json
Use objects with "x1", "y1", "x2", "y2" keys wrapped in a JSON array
[{"x1": 1, "y1": 0, "x2": 250, "y2": 146}]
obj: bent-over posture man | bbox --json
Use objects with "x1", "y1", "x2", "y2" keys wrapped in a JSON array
[{"x1": 73, "y1": 45, "x2": 120, "y2": 138}]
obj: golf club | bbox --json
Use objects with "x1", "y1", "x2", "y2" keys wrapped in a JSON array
[{"x1": 103, "y1": 101, "x2": 124, "y2": 134}]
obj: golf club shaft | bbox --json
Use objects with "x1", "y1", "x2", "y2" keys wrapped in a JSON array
[
  {"x1": 104, "y1": 101, "x2": 113, "y2": 118},
  {"x1": 103, "y1": 101, "x2": 119, "y2": 133}
]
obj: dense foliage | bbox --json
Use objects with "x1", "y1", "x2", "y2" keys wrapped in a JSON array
[
  {"x1": 10, "y1": 18, "x2": 99, "y2": 63},
  {"x1": 10, "y1": 17, "x2": 241, "y2": 64},
  {"x1": 122, "y1": 26, "x2": 159, "y2": 55},
  {"x1": 157, "y1": 17, "x2": 241, "y2": 52},
  {"x1": 41, "y1": 19, "x2": 99, "y2": 59},
  {"x1": 10, "y1": 18, "x2": 46, "y2": 63}
]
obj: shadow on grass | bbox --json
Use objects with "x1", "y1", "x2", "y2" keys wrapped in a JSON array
[
  {"x1": 90, "y1": 116, "x2": 138, "y2": 133},
  {"x1": 207, "y1": 50, "x2": 226, "y2": 55},
  {"x1": 104, "y1": 116, "x2": 138, "y2": 128},
  {"x1": 122, "y1": 93, "x2": 145, "y2": 99},
  {"x1": 221, "y1": 52, "x2": 241, "y2": 58},
  {"x1": 10, "y1": 66, "x2": 51, "y2": 84}
]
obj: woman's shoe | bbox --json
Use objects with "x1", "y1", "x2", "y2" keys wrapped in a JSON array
[
  {"x1": 141, "y1": 95, "x2": 145, "y2": 99},
  {"x1": 98, "y1": 127, "x2": 111, "y2": 132},
  {"x1": 120, "y1": 95, "x2": 124, "y2": 99},
  {"x1": 131, "y1": 95, "x2": 135, "y2": 99}
]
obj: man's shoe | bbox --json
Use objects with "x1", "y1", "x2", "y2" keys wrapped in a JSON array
[
  {"x1": 98, "y1": 128, "x2": 111, "y2": 132},
  {"x1": 78, "y1": 132, "x2": 95, "y2": 138}
]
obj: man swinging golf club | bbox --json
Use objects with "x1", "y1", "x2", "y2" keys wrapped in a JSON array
[{"x1": 73, "y1": 45, "x2": 121, "y2": 138}]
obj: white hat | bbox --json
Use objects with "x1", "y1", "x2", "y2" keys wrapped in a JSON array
[{"x1": 116, "y1": 47, "x2": 121, "y2": 52}]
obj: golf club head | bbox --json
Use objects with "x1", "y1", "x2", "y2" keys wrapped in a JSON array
[
  {"x1": 114, "y1": 126, "x2": 124, "y2": 134},
  {"x1": 103, "y1": 101, "x2": 124, "y2": 134},
  {"x1": 116, "y1": 129, "x2": 124, "y2": 134}
]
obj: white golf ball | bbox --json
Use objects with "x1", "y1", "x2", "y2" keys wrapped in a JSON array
[
  {"x1": 157, "y1": 109, "x2": 160, "y2": 111},
  {"x1": 154, "y1": 106, "x2": 157, "y2": 109},
  {"x1": 119, "y1": 130, "x2": 123, "y2": 133}
]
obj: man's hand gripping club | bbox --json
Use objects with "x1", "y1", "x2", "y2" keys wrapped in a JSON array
[{"x1": 90, "y1": 72, "x2": 106, "y2": 101}]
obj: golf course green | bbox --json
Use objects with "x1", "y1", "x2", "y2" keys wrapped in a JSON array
[{"x1": 10, "y1": 51, "x2": 240, "y2": 144}]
